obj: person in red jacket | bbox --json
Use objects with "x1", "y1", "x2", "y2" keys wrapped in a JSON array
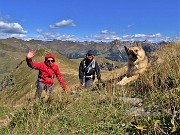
[{"x1": 26, "y1": 50, "x2": 70, "y2": 99}]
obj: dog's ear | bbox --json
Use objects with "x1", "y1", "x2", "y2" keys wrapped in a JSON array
[
  {"x1": 124, "y1": 46, "x2": 129, "y2": 53},
  {"x1": 134, "y1": 41, "x2": 142, "y2": 47}
]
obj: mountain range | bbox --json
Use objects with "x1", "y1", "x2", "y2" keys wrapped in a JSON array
[{"x1": 0, "y1": 38, "x2": 167, "y2": 61}]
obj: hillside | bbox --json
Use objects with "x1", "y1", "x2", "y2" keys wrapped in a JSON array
[
  {"x1": 0, "y1": 41, "x2": 179, "y2": 134},
  {"x1": 0, "y1": 47, "x2": 126, "y2": 105},
  {"x1": 0, "y1": 48, "x2": 80, "y2": 105},
  {"x1": 0, "y1": 38, "x2": 49, "y2": 80},
  {"x1": 0, "y1": 42, "x2": 26, "y2": 80}
]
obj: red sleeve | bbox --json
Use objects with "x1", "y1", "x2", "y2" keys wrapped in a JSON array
[
  {"x1": 54, "y1": 66, "x2": 67, "y2": 90},
  {"x1": 26, "y1": 56, "x2": 42, "y2": 70}
]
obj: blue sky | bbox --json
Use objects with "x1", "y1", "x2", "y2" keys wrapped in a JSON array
[{"x1": 0, "y1": 0, "x2": 179, "y2": 42}]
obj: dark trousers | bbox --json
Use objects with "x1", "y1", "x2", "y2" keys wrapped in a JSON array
[
  {"x1": 85, "y1": 79, "x2": 94, "y2": 88},
  {"x1": 35, "y1": 82, "x2": 54, "y2": 99}
]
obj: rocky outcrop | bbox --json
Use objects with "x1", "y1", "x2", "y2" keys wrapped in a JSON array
[
  {"x1": 0, "y1": 74, "x2": 15, "y2": 91},
  {"x1": 99, "y1": 62, "x2": 119, "y2": 71}
]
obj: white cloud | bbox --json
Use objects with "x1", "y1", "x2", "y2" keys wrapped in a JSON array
[
  {"x1": 36, "y1": 29, "x2": 78, "y2": 41},
  {"x1": 0, "y1": 15, "x2": 10, "y2": 22},
  {"x1": 100, "y1": 29, "x2": 117, "y2": 34},
  {"x1": 84, "y1": 32, "x2": 170, "y2": 42},
  {"x1": 133, "y1": 34, "x2": 146, "y2": 38},
  {"x1": 0, "y1": 21, "x2": 27, "y2": 34},
  {"x1": 100, "y1": 30, "x2": 108, "y2": 34},
  {"x1": 122, "y1": 33, "x2": 162, "y2": 39},
  {"x1": 127, "y1": 24, "x2": 134, "y2": 28},
  {"x1": 122, "y1": 35, "x2": 131, "y2": 38},
  {"x1": 0, "y1": 33, "x2": 29, "y2": 40},
  {"x1": 110, "y1": 31, "x2": 117, "y2": 34},
  {"x1": 132, "y1": 33, "x2": 162, "y2": 38},
  {"x1": 120, "y1": 33, "x2": 172, "y2": 42},
  {"x1": 84, "y1": 34, "x2": 121, "y2": 42},
  {"x1": 49, "y1": 19, "x2": 76, "y2": 29}
]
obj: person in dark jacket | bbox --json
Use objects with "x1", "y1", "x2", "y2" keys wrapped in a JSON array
[
  {"x1": 79, "y1": 50, "x2": 102, "y2": 88},
  {"x1": 26, "y1": 50, "x2": 70, "y2": 99}
]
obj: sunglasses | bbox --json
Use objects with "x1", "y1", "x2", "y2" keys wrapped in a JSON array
[
  {"x1": 87, "y1": 55, "x2": 93, "y2": 59},
  {"x1": 47, "y1": 60, "x2": 55, "y2": 63}
]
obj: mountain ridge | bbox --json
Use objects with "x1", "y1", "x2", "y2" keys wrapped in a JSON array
[{"x1": 0, "y1": 38, "x2": 168, "y2": 61}]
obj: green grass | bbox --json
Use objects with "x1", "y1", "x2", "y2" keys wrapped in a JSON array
[
  {"x1": 3, "y1": 91, "x2": 133, "y2": 135},
  {"x1": 0, "y1": 107, "x2": 12, "y2": 120},
  {"x1": 0, "y1": 42, "x2": 179, "y2": 134}
]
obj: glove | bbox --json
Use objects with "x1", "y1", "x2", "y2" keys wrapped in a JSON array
[
  {"x1": 98, "y1": 78, "x2": 103, "y2": 83},
  {"x1": 79, "y1": 80, "x2": 84, "y2": 86}
]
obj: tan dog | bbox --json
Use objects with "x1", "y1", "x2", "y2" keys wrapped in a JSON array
[{"x1": 117, "y1": 41, "x2": 148, "y2": 85}]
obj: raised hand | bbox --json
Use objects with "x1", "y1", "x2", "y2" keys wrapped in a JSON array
[{"x1": 26, "y1": 50, "x2": 34, "y2": 58}]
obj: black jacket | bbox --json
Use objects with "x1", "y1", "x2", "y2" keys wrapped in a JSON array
[{"x1": 79, "y1": 58, "x2": 101, "y2": 82}]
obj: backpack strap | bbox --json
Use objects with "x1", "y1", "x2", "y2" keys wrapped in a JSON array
[
  {"x1": 86, "y1": 59, "x2": 95, "y2": 69},
  {"x1": 92, "y1": 59, "x2": 95, "y2": 68}
]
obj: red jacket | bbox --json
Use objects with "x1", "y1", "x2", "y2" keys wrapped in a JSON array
[{"x1": 26, "y1": 55, "x2": 67, "y2": 90}]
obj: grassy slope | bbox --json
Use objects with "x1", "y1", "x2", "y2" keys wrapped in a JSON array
[
  {"x1": 0, "y1": 42, "x2": 179, "y2": 134},
  {"x1": 0, "y1": 38, "x2": 49, "y2": 80},
  {"x1": 0, "y1": 48, "x2": 79, "y2": 105},
  {"x1": 0, "y1": 48, "x2": 125, "y2": 105},
  {"x1": 0, "y1": 48, "x2": 26, "y2": 80}
]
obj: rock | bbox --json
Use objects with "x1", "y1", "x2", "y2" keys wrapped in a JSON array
[
  {"x1": 119, "y1": 97, "x2": 143, "y2": 106},
  {"x1": 126, "y1": 107, "x2": 161, "y2": 117},
  {"x1": 0, "y1": 74, "x2": 15, "y2": 91},
  {"x1": 126, "y1": 107, "x2": 145, "y2": 116}
]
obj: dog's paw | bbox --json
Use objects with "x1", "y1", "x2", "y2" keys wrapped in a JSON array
[
  {"x1": 117, "y1": 76, "x2": 128, "y2": 86},
  {"x1": 117, "y1": 81, "x2": 126, "y2": 86}
]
